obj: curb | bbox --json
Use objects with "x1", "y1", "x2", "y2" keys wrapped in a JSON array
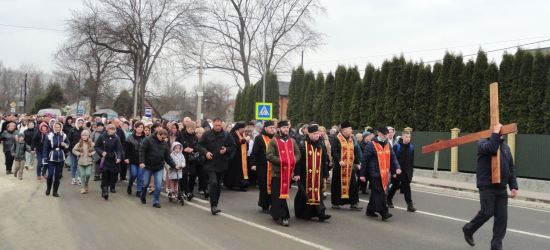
[{"x1": 411, "y1": 181, "x2": 550, "y2": 205}]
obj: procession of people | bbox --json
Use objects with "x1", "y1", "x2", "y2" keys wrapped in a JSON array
[{"x1": 0, "y1": 112, "x2": 519, "y2": 249}]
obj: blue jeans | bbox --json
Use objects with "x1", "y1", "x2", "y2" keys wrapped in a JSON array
[
  {"x1": 128, "y1": 164, "x2": 144, "y2": 192},
  {"x1": 141, "y1": 168, "x2": 163, "y2": 204},
  {"x1": 36, "y1": 151, "x2": 47, "y2": 177},
  {"x1": 70, "y1": 154, "x2": 80, "y2": 179}
]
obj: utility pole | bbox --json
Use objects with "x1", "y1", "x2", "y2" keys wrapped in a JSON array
[
  {"x1": 133, "y1": 48, "x2": 141, "y2": 119},
  {"x1": 76, "y1": 71, "x2": 81, "y2": 117},
  {"x1": 23, "y1": 73, "x2": 27, "y2": 113},
  {"x1": 19, "y1": 85, "x2": 22, "y2": 113},
  {"x1": 262, "y1": 26, "x2": 267, "y2": 103},
  {"x1": 197, "y1": 44, "x2": 204, "y2": 121},
  {"x1": 301, "y1": 51, "x2": 304, "y2": 67}
]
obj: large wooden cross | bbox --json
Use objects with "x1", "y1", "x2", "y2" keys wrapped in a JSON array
[{"x1": 422, "y1": 82, "x2": 518, "y2": 183}]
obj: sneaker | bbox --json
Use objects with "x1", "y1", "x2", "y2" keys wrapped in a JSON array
[
  {"x1": 199, "y1": 190, "x2": 205, "y2": 195},
  {"x1": 71, "y1": 178, "x2": 77, "y2": 185},
  {"x1": 43, "y1": 174, "x2": 47, "y2": 179},
  {"x1": 407, "y1": 202, "x2": 417, "y2": 212},
  {"x1": 153, "y1": 203, "x2": 161, "y2": 208},
  {"x1": 37, "y1": 176, "x2": 41, "y2": 180}
]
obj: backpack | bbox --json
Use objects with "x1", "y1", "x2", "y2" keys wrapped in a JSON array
[{"x1": 395, "y1": 143, "x2": 413, "y2": 157}]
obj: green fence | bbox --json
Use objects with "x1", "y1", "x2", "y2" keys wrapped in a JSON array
[{"x1": 409, "y1": 131, "x2": 550, "y2": 180}]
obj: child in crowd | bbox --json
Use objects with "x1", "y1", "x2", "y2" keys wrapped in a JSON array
[
  {"x1": 166, "y1": 142, "x2": 186, "y2": 199},
  {"x1": 72, "y1": 130, "x2": 95, "y2": 194},
  {"x1": 12, "y1": 133, "x2": 31, "y2": 180}
]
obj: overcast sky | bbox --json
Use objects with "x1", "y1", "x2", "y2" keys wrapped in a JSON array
[{"x1": 1, "y1": 0, "x2": 549, "y2": 95}]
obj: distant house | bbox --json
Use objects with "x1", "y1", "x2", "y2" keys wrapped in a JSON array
[
  {"x1": 278, "y1": 81, "x2": 290, "y2": 120},
  {"x1": 526, "y1": 47, "x2": 550, "y2": 55}
]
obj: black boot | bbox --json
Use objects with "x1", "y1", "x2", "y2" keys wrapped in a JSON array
[
  {"x1": 94, "y1": 175, "x2": 99, "y2": 181},
  {"x1": 110, "y1": 187, "x2": 116, "y2": 193},
  {"x1": 407, "y1": 202, "x2": 417, "y2": 212},
  {"x1": 387, "y1": 199, "x2": 394, "y2": 208},
  {"x1": 45, "y1": 178, "x2": 53, "y2": 196},
  {"x1": 102, "y1": 187, "x2": 109, "y2": 200},
  {"x1": 127, "y1": 186, "x2": 132, "y2": 195},
  {"x1": 52, "y1": 181, "x2": 60, "y2": 197}
]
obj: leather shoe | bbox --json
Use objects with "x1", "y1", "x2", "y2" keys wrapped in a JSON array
[
  {"x1": 462, "y1": 226, "x2": 475, "y2": 246},
  {"x1": 366, "y1": 211, "x2": 378, "y2": 217},
  {"x1": 141, "y1": 197, "x2": 146, "y2": 204},
  {"x1": 127, "y1": 186, "x2": 132, "y2": 195},
  {"x1": 211, "y1": 206, "x2": 221, "y2": 215},
  {"x1": 262, "y1": 209, "x2": 270, "y2": 214},
  {"x1": 381, "y1": 212, "x2": 393, "y2": 221},
  {"x1": 110, "y1": 188, "x2": 116, "y2": 193},
  {"x1": 319, "y1": 214, "x2": 331, "y2": 222},
  {"x1": 153, "y1": 203, "x2": 161, "y2": 208}
]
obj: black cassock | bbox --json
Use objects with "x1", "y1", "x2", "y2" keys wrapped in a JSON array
[
  {"x1": 329, "y1": 134, "x2": 360, "y2": 206},
  {"x1": 250, "y1": 132, "x2": 272, "y2": 209},
  {"x1": 294, "y1": 137, "x2": 329, "y2": 219},
  {"x1": 270, "y1": 177, "x2": 290, "y2": 220},
  {"x1": 224, "y1": 131, "x2": 249, "y2": 189}
]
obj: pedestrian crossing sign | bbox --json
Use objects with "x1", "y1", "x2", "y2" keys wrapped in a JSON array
[{"x1": 255, "y1": 103, "x2": 272, "y2": 120}]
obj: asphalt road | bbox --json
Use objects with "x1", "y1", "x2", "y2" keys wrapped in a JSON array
[{"x1": 1, "y1": 158, "x2": 549, "y2": 250}]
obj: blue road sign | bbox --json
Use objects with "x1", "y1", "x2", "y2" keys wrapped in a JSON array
[{"x1": 255, "y1": 103, "x2": 272, "y2": 120}]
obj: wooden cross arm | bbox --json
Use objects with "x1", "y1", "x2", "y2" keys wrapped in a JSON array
[{"x1": 422, "y1": 123, "x2": 517, "y2": 154}]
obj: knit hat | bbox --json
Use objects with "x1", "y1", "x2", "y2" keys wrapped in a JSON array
[
  {"x1": 378, "y1": 126, "x2": 389, "y2": 135},
  {"x1": 264, "y1": 120, "x2": 275, "y2": 127},
  {"x1": 277, "y1": 120, "x2": 289, "y2": 128},
  {"x1": 362, "y1": 131, "x2": 371, "y2": 138},
  {"x1": 340, "y1": 121, "x2": 352, "y2": 129},
  {"x1": 81, "y1": 130, "x2": 90, "y2": 136},
  {"x1": 201, "y1": 121, "x2": 211, "y2": 129},
  {"x1": 106, "y1": 124, "x2": 116, "y2": 130},
  {"x1": 18, "y1": 132, "x2": 25, "y2": 138}
]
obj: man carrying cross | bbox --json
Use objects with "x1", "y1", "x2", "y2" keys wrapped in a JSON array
[{"x1": 462, "y1": 123, "x2": 518, "y2": 250}]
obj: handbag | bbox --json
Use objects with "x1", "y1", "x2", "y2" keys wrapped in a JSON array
[
  {"x1": 189, "y1": 152, "x2": 200, "y2": 163},
  {"x1": 92, "y1": 152, "x2": 101, "y2": 164},
  {"x1": 64, "y1": 155, "x2": 72, "y2": 167}
]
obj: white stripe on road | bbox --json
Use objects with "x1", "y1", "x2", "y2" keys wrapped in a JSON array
[
  {"x1": 127, "y1": 181, "x2": 332, "y2": 250},
  {"x1": 324, "y1": 190, "x2": 550, "y2": 241}
]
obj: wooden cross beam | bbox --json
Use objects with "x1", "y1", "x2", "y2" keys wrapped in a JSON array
[{"x1": 422, "y1": 82, "x2": 518, "y2": 184}]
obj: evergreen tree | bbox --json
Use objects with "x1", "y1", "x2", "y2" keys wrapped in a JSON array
[
  {"x1": 480, "y1": 62, "x2": 499, "y2": 129},
  {"x1": 498, "y1": 52, "x2": 514, "y2": 125},
  {"x1": 301, "y1": 70, "x2": 316, "y2": 123},
  {"x1": 467, "y1": 50, "x2": 489, "y2": 132},
  {"x1": 516, "y1": 52, "x2": 534, "y2": 132},
  {"x1": 406, "y1": 63, "x2": 420, "y2": 128},
  {"x1": 433, "y1": 52, "x2": 455, "y2": 131},
  {"x1": 445, "y1": 55, "x2": 464, "y2": 130},
  {"x1": 341, "y1": 66, "x2": 361, "y2": 123},
  {"x1": 320, "y1": 72, "x2": 335, "y2": 127},
  {"x1": 527, "y1": 50, "x2": 547, "y2": 134},
  {"x1": 428, "y1": 62, "x2": 442, "y2": 131},
  {"x1": 113, "y1": 90, "x2": 132, "y2": 116},
  {"x1": 360, "y1": 64, "x2": 376, "y2": 127},
  {"x1": 383, "y1": 56, "x2": 405, "y2": 126},
  {"x1": 458, "y1": 59, "x2": 475, "y2": 131},
  {"x1": 542, "y1": 67, "x2": 550, "y2": 134},
  {"x1": 365, "y1": 69, "x2": 380, "y2": 126},
  {"x1": 412, "y1": 64, "x2": 432, "y2": 131},
  {"x1": 375, "y1": 60, "x2": 391, "y2": 126},
  {"x1": 286, "y1": 67, "x2": 305, "y2": 123},
  {"x1": 349, "y1": 80, "x2": 362, "y2": 127},
  {"x1": 393, "y1": 61, "x2": 413, "y2": 130},
  {"x1": 312, "y1": 72, "x2": 325, "y2": 123},
  {"x1": 331, "y1": 65, "x2": 347, "y2": 126},
  {"x1": 267, "y1": 71, "x2": 281, "y2": 119},
  {"x1": 30, "y1": 83, "x2": 68, "y2": 114},
  {"x1": 508, "y1": 48, "x2": 525, "y2": 126},
  {"x1": 234, "y1": 90, "x2": 243, "y2": 121}
]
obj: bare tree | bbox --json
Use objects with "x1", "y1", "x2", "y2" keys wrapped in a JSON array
[
  {"x1": 68, "y1": 0, "x2": 203, "y2": 117},
  {"x1": 195, "y1": 0, "x2": 325, "y2": 89},
  {"x1": 190, "y1": 80, "x2": 232, "y2": 120}
]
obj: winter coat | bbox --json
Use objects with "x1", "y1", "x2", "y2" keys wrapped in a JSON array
[
  {"x1": 476, "y1": 133, "x2": 519, "y2": 190},
  {"x1": 43, "y1": 129, "x2": 70, "y2": 163},
  {"x1": 139, "y1": 131, "x2": 176, "y2": 171},
  {"x1": 1, "y1": 128, "x2": 18, "y2": 152},
  {"x1": 32, "y1": 122, "x2": 50, "y2": 152},
  {"x1": 166, "y1": 142, "x2": 186, "y2": 179},
  {"x1": 67, "y1": 118, "x2": 86, "y2": 152},
  {"x1": 124, "y1": 132, "x2": 146, "y2": 165},
  {"x1": 72, "y1": 140, "x2": 95, "y2": 166},
  {"x1": 196, "y1": 129, "x2": 236, "y2": 172},
  {"x1": 90, "y1": 130, "x2": 103, "y2": 144},
  {"x1": 11, "y1": 140, "x2": 31, "y2": 161},
  {"x1": 24, "y1": 123, "x2": 36, "y2": 147},
  {"x1": 94, "y1": 132, "x2": 123, "y2": 173},
  {"x1": 115, "y1": 127, "x2": 126, "y2": 158},
  {"x1": 393, "y1": 138, "x2": 414, "y2": 182},
  {"x1": 360, "y1": 136, "x2": 400, "y2": 178},
  {"x1": 266, "y1": 133, "x2": 301, "y2": 178},
  {"x1": 63, "y1": 117, "x2": 73, "y2": 135},
  {"x1": 176, "y1": 131, "x2": 198, "y2": 174}
]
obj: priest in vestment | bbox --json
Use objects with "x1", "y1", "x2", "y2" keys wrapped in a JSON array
[
  {"x1": 250, "y1": 120, "x2": 276, "y2": 214},
  {"x1": 294, "y1": 125, "x2": 331, "y2": 221},
  {"x1": 266, "y1": 120, "x2": 301, "y2": 227},
  {"x1": 360, "y1": 126, "x2": 401, "y2": 220},
  {"x1": 224, "y1": 121, "x2": 250, "y2": 191}
]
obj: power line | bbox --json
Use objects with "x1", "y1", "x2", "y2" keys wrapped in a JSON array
[
  {"x1": 0, "y1": 23, "x2": 65, "y2": 32},
  {"x1": 305, "y1": 35, "x2": 550, "y2": 65}
]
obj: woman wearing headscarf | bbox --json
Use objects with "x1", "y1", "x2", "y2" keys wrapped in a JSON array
[
  {"x1": 1, "y1": 121, "x2": 18, "y2": 175},
  {"x1": 32, "y1": 122, "x2": 50, "y2": 179},
  {"x1": 42, "y1": 122, "x2": 70, "y2": 197},
  {"x1": 223, "y1": 121, "x2": 250, "y2": 191},
  {"x1": 94, "y1": 124, "x2": 123, "y2": 200},
  {"x1": 63, "y1": 116, "x2": 73, "y2": 135}
]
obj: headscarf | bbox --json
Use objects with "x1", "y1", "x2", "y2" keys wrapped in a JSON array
[{"x1": 39, "y1": 122, "x2": 50, "y2": 142}]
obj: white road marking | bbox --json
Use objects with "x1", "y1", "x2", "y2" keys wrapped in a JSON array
[{"x1": 127, "y1": 181, "x2": 332, "y2": 250}]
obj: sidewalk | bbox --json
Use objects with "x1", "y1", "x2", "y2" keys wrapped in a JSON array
[{"x1": 412, "y1": 174, "x2": 550, "y2": 205}]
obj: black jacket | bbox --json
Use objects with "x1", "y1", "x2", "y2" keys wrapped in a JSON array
[
  {"x1": 295, "y1": 136, "x2": 329, "y2": 178},
  {"x1": 67, "y1": 127, "x2": 84, "y2": 151},
  {"x1": 176, "y1": 132, "x2": 198, "y2": 174},
  {"x1": 476, "y1": 133, "x2": 519, "y2": 190},
  {"x1": 393, "y1": 138, "x2": 414, "y2": 181},
  {"x1": 116, "y1": 127, "x2": 126, "y2": 158},
  {"x1": 94, "y1": 132, "x2": 123, "y2": 173},
  {"x1": 250, "y1": 130, "x2": 273, "y2": 171},
  {"x1": 124, "y1": 131, "x2": 145, "y2": 165},
  {"x1": 139, "y1": 131, "x2": 176, "y2": 171},
  {"x1": 196, "y1": 129, "x2": 236, "y2": 172},
  {"x1": 24, "y1": 126, "x2": 36, "y2": 148}
]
